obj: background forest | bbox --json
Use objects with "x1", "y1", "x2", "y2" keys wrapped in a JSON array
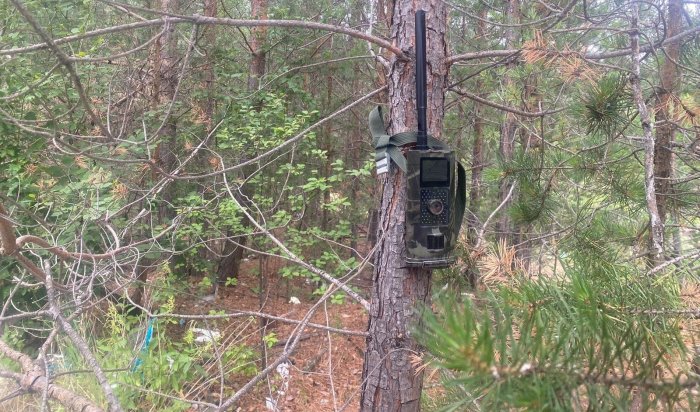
[{"x1": 0, "y1": 0, "x2": 699, "y2": 411}]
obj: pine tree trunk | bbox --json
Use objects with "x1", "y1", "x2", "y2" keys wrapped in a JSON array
[
  {"x1": 463, "y1": 10, "x2": 488, "y2": 289},
  {"x1": 217, "y1": 0, "x2": 267, "y2": 284},
  {"x1": 653, "y1": 0, "x2": 682, "y2": 241},
  {"x1": 321, "y1": 51, "x2": 334, "y2": 232},
  {"x1": 133, "y1": 0, "x2": 179, "y2": 305},
  {"x1": 248, "y1": 0, "x2": 268, "y2": 93},
  {"x1": 248, "y1": 0, "x2": 271, "y2": 374},
  {"x1": 630, "y1": 3, "x2": 664, "y2": 265},
  {"x1": 467, "y1": 11, "x2": 486, "y2": 246},
  {"x1": 202, "y1": 0, "x2": 217, "y2": 127},
  {"x1": 515, "y1": 74, "x2": 541, "y2": 270},
  {"x1": 153, "y1": 0, "x2": 179, "y2": 223},
  {"x1": 199, "y1": 0, "x2": 218, "y2": 283},
  {"x1": 496, "y1": 0, "x2": 520, "y2": 246},
  {"x1": 349, "y1": 109, "x2": 364, "y2": 253},
  {"x1": 360, "y1": 2, "x2": 448, "y2": 410}
]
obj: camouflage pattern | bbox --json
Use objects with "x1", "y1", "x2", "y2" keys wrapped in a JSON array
[
  {"x1": 405, "y1": 149, "x2": 458, "y2": 268},
  {"x1": 368, "y1": 106, "x2": 465, "y2": 268}
]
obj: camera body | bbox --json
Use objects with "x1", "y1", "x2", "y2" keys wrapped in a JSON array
[{"x1": 405, "y1": 148, "x2": 458, "y2": 267}]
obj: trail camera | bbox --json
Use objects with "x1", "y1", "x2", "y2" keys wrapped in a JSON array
[
  {"x1": 369, "y1": 11, "x2": 464, "y2": 267},
  {"x1": 404, "y1": 11, "x2": 463, "y2": 268},
  {"x1": 405, "y1": 150, "x2": 459, "y2": 267}
]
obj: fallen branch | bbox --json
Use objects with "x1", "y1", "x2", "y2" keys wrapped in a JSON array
[
  {"x1": 43, "y1": 262, "x2": 124, "y2": 412},
  {"x1": 0, "y1": 341, "x2": 104, "y2": 412},
  {"x1": 151, "y1": 310, "x2": 368, "y2": 337}
]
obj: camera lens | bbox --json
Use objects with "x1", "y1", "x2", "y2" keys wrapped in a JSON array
[{"x1": 428, "y1": 199, "x2": 444, "y2": 215}]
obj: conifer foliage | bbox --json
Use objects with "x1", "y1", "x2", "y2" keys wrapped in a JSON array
[
  {"x1": 0, "y1": 0, "x2": 699, "y2": 410},
  {"x1": 420, "y1": 253, "x2": 695, "y2": 411}
]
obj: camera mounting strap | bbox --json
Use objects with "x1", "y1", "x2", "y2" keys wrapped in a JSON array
[
  {"x1": 369, "y1": 105, "x2": 467, "y2": 233},
  {"x1": 370, "y1": 106, "x2": 446, "y2": 174}
]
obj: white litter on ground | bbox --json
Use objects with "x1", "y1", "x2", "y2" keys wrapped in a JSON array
[
  {"x1": 265, "y1": 361, "x2": 292, "y2": 411},
  {"x1": 191, "y1": 327, "x2": 221, "y2": 344}
]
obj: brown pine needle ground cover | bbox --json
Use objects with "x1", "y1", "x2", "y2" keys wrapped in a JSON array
[
  {"x1": 3, "y1": 246, "x2": 699, "y2": 411},
  {"x1": 173, "y1": 257, "x2": 369, "y2": 412}
]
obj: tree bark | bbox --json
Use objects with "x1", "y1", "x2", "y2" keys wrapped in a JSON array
[
  {"x1": 653, "y1": 0, "x2": 682, "y2": 237},
  {"x1": 153, "y1": 0, "x2": 179, "y2": 223},
  {"x1": 217, "y1": 0, "x2": 267, "y2": 284},
  {"x1": 496, "y1": 0, "x2": 520, "y2": 245},
  {"x1": 321, "y1": 38, "x2": 335, "y2": 232},
  {"x1": 467, "y1": 10, "x2": 487, "y2": 246},
  {"x1": 630, "y1": 3, "x2": 664, "y2": 265},
  {"x1": 248, "y1": 0, "x2": 268, "y2": 93},
  {"x1": 515, "y1": 73, "x2": 541, "y2": 270},
  {"x1": 360, "y1": 1, "x2": 448, "y2": 410},
  {"x1": 202, "y1": 0, "x2": 217, "y2": 127},
  {"x1": 133, "y1": 0, "x2": 180, "y2": 306},
  {"x1": 0, "y1": 341, "x2": 103, "y2": 412},
  {"x1": 465, "y1": 9, "x2": 487, "y2": 289}
]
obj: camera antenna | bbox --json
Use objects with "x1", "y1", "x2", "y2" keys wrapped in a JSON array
[{"x1": 415, "y1": 10, "x2": 428, "y2": 150}]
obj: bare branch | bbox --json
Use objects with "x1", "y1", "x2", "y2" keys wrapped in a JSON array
[
  {"x1": 150, "y1": 310, "x2": 368, "y2": 337},
  {"x1": 9, "y1": 0, "x2": 112, "y2": 140},
  {"x1": 215, "y1": 270, "x2": 357, "y2": 411},
  {"x1": 222, "y1": 174, "x2": 371, "y2": 310},
  {"x1": 146, "y1": 86, "x2": 387, "y2": 181},
  {"x1": 43, "y1": 262, "x2": 124, "y2": 412},
  {"x1": 0, "y1": 341, "x2": 104, "y2": 412},
  {"x1": 1, "y1": 12, "x2": 406, "y2": 60},
  {"x1": 647, "y1": 250, "x2": 700, "y2": 275},
  {"x1": 450, "y1": 87, "x2": 563, "y2": 117},
  {"x1": 476, "y1": 182, "x2": 517, "y2": 250},
  {"x1": 447, "y1": 24, "x2": 700, "y2": 65}
]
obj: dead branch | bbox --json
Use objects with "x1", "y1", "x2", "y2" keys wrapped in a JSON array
[
  {"x1": 447, "y1": 24, "x2": 700, "y2": 65},
  {"x1": 0, "y1": 341, "x2": 104, "y2": 412},
  {"x1": 1, "y1": 12, "x2": 404, "y2": 59},
  {"x1": 9, "y1": 0, "x2": 112, "y2": 140},
  {"x1": 43, "y1": 262, "x2": 124, "y2": 412}
]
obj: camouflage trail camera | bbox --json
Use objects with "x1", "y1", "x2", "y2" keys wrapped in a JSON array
[
  {"x1": 405, "y1": 149, "x2": 462, "y2": 267},
  {"x1": 371, "y1": 11, "x2": 466, "y2": 268}
]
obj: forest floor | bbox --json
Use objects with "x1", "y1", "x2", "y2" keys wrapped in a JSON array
[
  {"x1": 4, "y1": 257, "x2": 698, "y2": 410},
  {"x1": 0, "y1": 255, "x2": 373, "y2": 412},
  {"x1": 177, "y1": 256, "x2": 371, "y2": 412}
]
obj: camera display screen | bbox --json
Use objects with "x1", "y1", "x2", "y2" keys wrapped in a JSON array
[{"x1": 420, "y1": 158, "x2": 449, "y2": 186}]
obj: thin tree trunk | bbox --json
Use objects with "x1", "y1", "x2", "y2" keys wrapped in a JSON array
[
  {"x1": 134, "y1": 0, "x2": 179, "y2": 306},
  {"x1": 469, "y1": 99, "x2": 485, "y2": 228},
  {"x1": 360, "y1": 1, "x2": 448, "y2": 410},
  {"x1": 630, "y1": 3, "x2": 664, "y2": 265},
  {"x1": 321, "y1": 41, "x2": 335, "y2": 232},
  {"x1": 467, "y1": 13, "x2": 486, "y2": 246},
  {"x1": 496, "y1": 0, "x2": 520, "y2": 246},
  {"x1": 217, "y1": 0, "x2": 267, "y2": 284},
  {"x1": 349, "y1": 113, "x2": 363, "y2": 252},
  {"x1": 200, "y1": 0, "x2": 219, "y2": 289},
  {"x1": 515, "y1": 74, "x2": 541, "y2": 270},
  {"x1": 465, "y1": 99, "x2": 484, "y2": 288},
  {"x1": 202, "y1": 0, "x2": 217, "y2": 127},
  {"x1": 259, "y1": 251, "x2": 269, "y2": 369},
  {"x1": 464, "y1": 9, "x2": 487, "y2": 289},
  {"x1": 653, "y1": 0, "x2": 682, "y2": 241},
  {"x1": 249, "y1": 0, "x2": 270, "y2": 376},
  {"x1": 248, "y1": 0, "x2": 268, "y2": 93},
  {"x1": 153, "y1": 0, "x2": 179, "y2": 223}
]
